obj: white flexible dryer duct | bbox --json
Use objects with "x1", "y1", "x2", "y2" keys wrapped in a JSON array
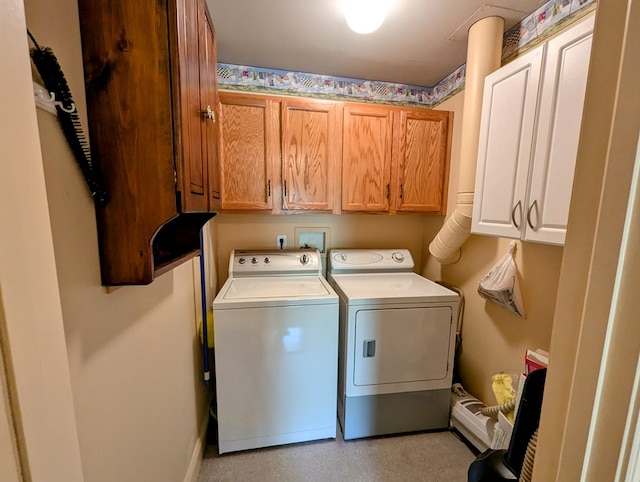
[{"x1": 429, "y1": 16, "x2": 504, "y2": 264}]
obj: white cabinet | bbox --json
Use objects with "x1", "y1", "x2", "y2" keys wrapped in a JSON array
[
  {"x1": 472, "y1": 17, "x2": 594, "y2": 245},
  {"x1": 472, "y1": 46, "x2": 544, "y2": 240}
]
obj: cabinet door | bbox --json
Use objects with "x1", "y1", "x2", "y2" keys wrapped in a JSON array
[
  {"x1": 472, "y1": 46, "x2": 544, "y2": 238},
  {"x1": 525, "y1": 17, "x2": 594, "y2": 245},
  {"x1": 281, "y1": 99, "x2": 341, "y2": 212},
  {"x1": 176, "y1": 0, "x2": 208, "y2": 213},
  {"x1": 200, "y1": 6, "x2": 220, "y2": 210},
  {"x1": 218, "y1": 93, "x2": 279, "y2": 211},
  {"x1": 393, "y1": 109, "x2": 452, "y2": 214},
  {"x1": 342, "y1": 104, "x2": 393, "y2": 212}
]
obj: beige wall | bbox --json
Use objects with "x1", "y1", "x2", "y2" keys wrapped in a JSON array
[
  {"x1": 212, "y1": 213, "x2": 443, "y2": 287},
  {"x1": 424, "y1": 93, "x2": 563, "y2": 404},
  {"x1": 0, "y1": 0, "x2": 84, "y2": 479},
  {"x1": 23, "y1": 0, "x2": 211, "y2": 481}
]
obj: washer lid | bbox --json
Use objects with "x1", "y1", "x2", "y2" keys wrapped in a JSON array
[
  {"x1": 330, "y1": 272, "x2": 458, "y2": 304},
  {"x1": 213, "y1": 275, "x2": 338, "y2": 309}
]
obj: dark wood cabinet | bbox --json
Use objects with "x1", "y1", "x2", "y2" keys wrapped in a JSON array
[{"x1": 78, "y1": 0, "x2": 220, "y2": 285}]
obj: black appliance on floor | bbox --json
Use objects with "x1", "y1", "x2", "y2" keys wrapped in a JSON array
[{"x1": 467, "y1": 368, "x2": 547, "y2": 481}]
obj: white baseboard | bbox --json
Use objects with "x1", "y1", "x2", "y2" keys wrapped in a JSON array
[{"x1": 183, "y1": 410, "x2": 210, "y2": 482}]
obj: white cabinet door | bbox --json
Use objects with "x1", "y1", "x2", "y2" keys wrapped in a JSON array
[
  {"x1": 472, "y1": 17, "x2": 594, "y2": 245},
  {"x1": 472, "y1": 46, "x2": 544, "y2": 239},
  {"x1": 525, "y1": 17, "x2": 594, "y2": 245}
]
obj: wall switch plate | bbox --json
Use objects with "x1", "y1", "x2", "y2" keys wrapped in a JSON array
[{"x1": 276, "y1": 235, "x2": 287, "y2": 249}]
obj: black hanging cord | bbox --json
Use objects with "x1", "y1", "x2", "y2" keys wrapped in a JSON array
[
  {"x1": 27, "y1": 30, "x2": 108, "y2": 207},
  {"x1": 27, "y1": 30, "x2": 40, "y2": 50}
]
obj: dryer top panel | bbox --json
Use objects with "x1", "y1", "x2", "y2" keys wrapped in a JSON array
[
  {"x1": 329, "y1": 272, "x2": 459, "y2": 305},
  {"x1": 328, "y1": 249, "x2": 414, "y2": 274}
]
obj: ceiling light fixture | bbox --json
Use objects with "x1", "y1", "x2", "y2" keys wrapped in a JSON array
[{"x1": 341, "y1": 0, "x2": 390, "y2": 35}]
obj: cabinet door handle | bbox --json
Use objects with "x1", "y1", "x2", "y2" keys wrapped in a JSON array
[
  {"x1": 200, "y1": 105, "x2": 215, "y2": 121},
  {"x1": 511, "y1": 200, "x2": 522, "y2": 229},
  {"x1": 399, "y1": 184, "x2": 404, "y2": 199},
  {"x1": 386, "y1": 184, "x2": 390, "y2": 199},
  {"x1": 283, "y1": 180, "x2": 287, "y2": 197},
  {"x1": 267, "y1": 179, "x2": 271, "y2": 197},
  {"x1": 527, "y1": 200, "x2": 538, "y2": 230}
]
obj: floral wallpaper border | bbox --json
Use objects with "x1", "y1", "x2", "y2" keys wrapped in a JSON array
[{"x1": 217, "y1": 0, "x2": 596, "y2": 108}]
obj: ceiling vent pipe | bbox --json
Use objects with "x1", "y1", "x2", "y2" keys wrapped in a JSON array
[{"x1": 429, "y1": 16, "x2": 504, "y2": 264}]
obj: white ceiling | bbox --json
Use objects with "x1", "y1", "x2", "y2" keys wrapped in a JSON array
[{"x1": 206, "y1": 0, "x2": 547, "y2": 87}]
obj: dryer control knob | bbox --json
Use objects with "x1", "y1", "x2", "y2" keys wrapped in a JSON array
[
  {"x1": 251, "y1": 257, "x2": 258, "y2": 264},
  {"x1": 392, "y1": 252, "x2": 405, "y2": 262},
  {"x1": 300, "y1": 254, "x2": 309, "y2": 265},
  {"x1": 264, "y1": 257, "x2": 271, "y2": 264},
  {"x1": 238, "y1": 258, "x2": 246, "y2": 265}
]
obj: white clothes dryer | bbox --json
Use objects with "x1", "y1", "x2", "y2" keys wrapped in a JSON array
[
  {"x1": 328, "y1": 249, "x2": 459, "y2": 440},
  {"x1": 213, "y1": 249, "x2": 339, "y2": 454}
]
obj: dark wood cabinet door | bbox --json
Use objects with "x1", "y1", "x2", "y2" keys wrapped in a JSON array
[
  {"x1": 201, "y1": 6, "x2": 221, "y2": 209},
  {"x1": 176, "y1": 0, "x2": 208, "y2": 212}
]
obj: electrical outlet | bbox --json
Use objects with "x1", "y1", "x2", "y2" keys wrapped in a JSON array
[{"x1": 276, "y1": 235, "x2": 287, "y2": 249}]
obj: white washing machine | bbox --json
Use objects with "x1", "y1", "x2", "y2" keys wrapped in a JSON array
[
  {"x1": 213, "y1": 249, "x2": 338, "y2": 454},
  {"x1": 328, "y1": 249, "x2": 459, "y2": 440}
]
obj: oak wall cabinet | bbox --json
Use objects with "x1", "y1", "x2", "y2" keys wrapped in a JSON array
[
  {"x1": 218, "y1": 93, "x2": 342, "y2": 214},
  {"x1": 218, "y1": 92, "x2": 279, "y2": 211},
  {"x1": 342, "y1": 104, "x2": 452, "y2": 214},
  {"x1": 472, "y1": 17, "x2": 594, "y2": 245},
  {"x1": 78, "y1": 0, "x2": 220, "y2": 285},
  {"x1": 392, "y1": 107, "x2": 452, "y2": 214},
  {"x1": 341, "y1": 104, "x2": 394, "y2": 212},
  {"x1": 218, "y1": 91, "x2": 452, "y2": 216},
  {"x1": 281, "y1": 98, "x2": 342, "y2": 212}
]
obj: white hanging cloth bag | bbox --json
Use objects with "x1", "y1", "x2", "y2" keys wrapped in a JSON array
[{"x1": 477, "y1": 241, "x2": 525, "y2": 318}]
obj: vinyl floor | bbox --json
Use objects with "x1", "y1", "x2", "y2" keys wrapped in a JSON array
[{"x1": 197, "y1": 427, "x2": 477, "y2": 482}]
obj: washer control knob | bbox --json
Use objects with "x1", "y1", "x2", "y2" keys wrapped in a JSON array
[
  {"x1": 340, "y1": 254, "x2": 347, "y2": 261},
  {"x1": 300, "y1": 254, "x2": 309, "y2": 265},
  {"x1": 238, "y1": 258, "x2": 246, "y2": 265},
  {"x1": 392, "y1": 252, "x2": 405, "y2": 263},
  {"x1": 264, "y1": 257, "x2": 271, "y2": 264},
  {"x1": 251, "y1": 257, "x2": 258, "y2": 264}
]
